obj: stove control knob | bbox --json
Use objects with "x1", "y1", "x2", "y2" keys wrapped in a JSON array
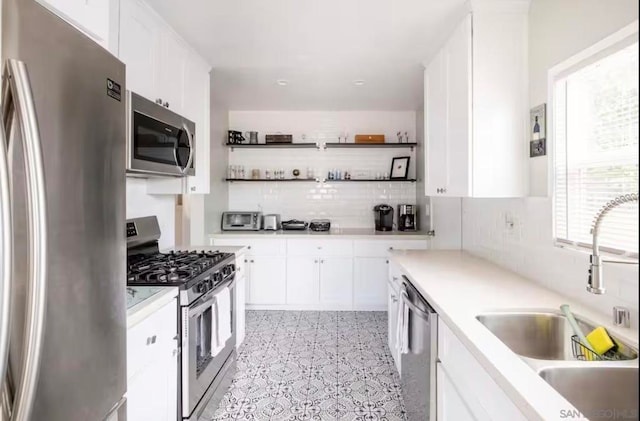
[
  {"x1": 196, "y1": 283, "x2": 204, "y2": 293},
  {"x1": 206, "y1": 279, "x2": 214, "y2": 289},
  {"x1": 213, "y1": 272, "x2": 223, "y2": 284}
]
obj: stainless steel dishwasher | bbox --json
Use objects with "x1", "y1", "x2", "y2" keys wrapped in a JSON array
[{"x1": 399, "y1": 276, "x2": 438, "y2": 421}]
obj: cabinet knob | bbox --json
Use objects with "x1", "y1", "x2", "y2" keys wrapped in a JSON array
[
  {"x1": 388, "y1": 247, "x2": 393, "y2": 250},
  {"x1": 247, "y1": 246, "x2": 251, "y2": 249},
  {"x1": 442, "y1": 188, "x2": 447, "y2": 193},
  {"x1": 244, "y1": 259, "x2": 248, "y2": 263},
  {"x1": 314, "y1": 260, "x2": 318, "y2": 263},
  {"x1": 250, "y1": 260, "x2": 254, "y2": 263},
  {"x1": 391, "y1": 295, "x2": 398, "y2": 303},
  {"x1": 320, "y1": 259, "x2": 324, "y2": 263},
  {"x1": 386, "y1": 260, "x2": 389, "y2": 264}
]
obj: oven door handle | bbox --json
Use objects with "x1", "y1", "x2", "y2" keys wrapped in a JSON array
[{"x1": 189, "y1": 295, "x2": 217, "y2": 318}]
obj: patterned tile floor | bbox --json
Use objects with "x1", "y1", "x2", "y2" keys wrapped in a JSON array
[{"x1": 203, "y1": 311, "x2": 406, "y2": 421}]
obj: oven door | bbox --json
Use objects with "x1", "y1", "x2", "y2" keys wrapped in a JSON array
[
  {"x1": 181, "y1": 278, "x2": 236, "y2": 418},
  {"x1": 127, "y1": 91, "x2": 195, "y2": 177}
]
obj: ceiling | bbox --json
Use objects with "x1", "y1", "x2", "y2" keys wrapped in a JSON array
[{"x1": 147, "y1": 0, "x2": 467, "y2": 110}]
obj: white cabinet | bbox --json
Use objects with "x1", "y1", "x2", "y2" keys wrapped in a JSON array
[
  {"x1": 119, "y1": 0, "x2": 161, "y2": 102},
  {"x1": 119, "y1": 0, "x2": 186, "y2": 112},
  {"x1": 354, "y1": 257, "x2": 388, "y2": 310},
  {"x1": 184, "y1": 53, "x2": 211, "y2": 194},
  {"x1": 319, "y1": 257, "x2": 353, "y2": 308},
  {"x1": 127, "y1": 297, "x2": 178, "y2": 421},
  {"x1": 387, "y1": 263, "x2": 403, "y2": 372},
  {"x1": 235, "y1": 253, "x2": 246, "y2": 348},
  {"x1": 37, "y1": 0, "x2": 110, "y2": 48},
  {"x1": 247, "y1": 256, "x2": 287, "y2": 305},
  {"x1": 286, "y1": 257, "x2": 320, "y2": 305},
  {"x1": 424, "y1": 5, "x2": 528, "y2": 198},
  {"x1": 437, "y1": 320, "x2": 527, "y2": 421}
]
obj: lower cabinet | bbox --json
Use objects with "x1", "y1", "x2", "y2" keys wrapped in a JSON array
[
  {"x1": 387, "y1": 262, "x2": 402, "y2": 372},
  {"x1": 127, "y1": 297, "x2": 178, "y2": 421},
  {"x1": 437, "y1": 321, "x2": 527, "y2": 421},
  {"x1": 319, "y1": 257, "x2": 353, "y2": 308},
  {"x1": 354, "y1": 257, "x2": 389, "y2": 310},
  {"x1": 247, "y1": 256, "x2": 287, "y2": 305},
  {"x1": 286, "y1": 257, "x2": 320, "y2": 305}
]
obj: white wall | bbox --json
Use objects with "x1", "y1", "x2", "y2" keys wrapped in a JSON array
[
  {"x1": 126, "y1": 178, "x2": 176, "y2": 249},
  {"x1": 460, "y1": 0, "x2": 639, "y2": 329},
  {"x1": 204, "y1": 71, "x2": 230, "y2": 235},
  {"x1": 225, "y1": 111, "x2": 419, "y2": 229}
]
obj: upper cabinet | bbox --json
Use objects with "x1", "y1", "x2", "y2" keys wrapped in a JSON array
[
  {"x1": 424, "y1": 1, "x2": 529, "y2": 198},
  {"x1": 37, "y1": 0, "x2": 112, "y2": 49},
  {"x1": 119, "y1": 0, "x2": 211, "y2": 194}
]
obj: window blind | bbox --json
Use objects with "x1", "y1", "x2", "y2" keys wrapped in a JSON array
[{"x1": 554, "y1": 42, "x2": 639, "y2": 256}]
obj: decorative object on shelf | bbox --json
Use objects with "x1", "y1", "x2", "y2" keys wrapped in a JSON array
[
  {"x1": 245, "y1": 131, "x2": 259, "y2": 144},
  {"x1": 306, "y1": 167, "x2": 314, "y2": 179},
  {"x1": 530, "y1": 104, "x2": 547, "y2": 157},
  {"x1": 397, "y1": 131, "x2": 402, "y2": 143},
  {"x1": 251, "y1": 169, "x2": 260, "y2": 180},
  {"x1": 404, "y1": 131, "x2": 409, "y2": 143},
  {"x1": 265, "y1": 133, "x2": 293, "y2": 144},
  {"x1": 390, "y1": 156, "x2": 410, "y2": 180},
  {"x1": 292, "y1": 169, "x2": 300, "y2": 179},
  {"x1": 228, "y1": 130, "x2": 245, "y2": 144},
  {"x1": 355, "y1": 134, "x2": 385, "y2": 144}
]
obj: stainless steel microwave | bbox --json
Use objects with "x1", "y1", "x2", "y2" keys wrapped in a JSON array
[{"x1": 126, "y1": 91, "x2": 195, "y2": 177}]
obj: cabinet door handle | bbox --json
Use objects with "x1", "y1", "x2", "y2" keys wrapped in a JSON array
[
  {"x1": 250, "y1": 260, "x2": 254, "y2": 263},
  {"x1": 386, "y1": 260, "x2": 389, "y2": 264},
  {"x1": 442, "y1": 188, "x2": 447, "y2": 193},
  {"x1": 314, "y1": 260, "x2": 318, "y2": 263},
  {"x1": 391, "y1": 295, "x2": 398, "y2": 303},
  {"x1": 320, "y1": 259, "x2": 324, "y2": 263},
  {"x1": 388, "y1": 247, "x2": 393, "y2": 250}
]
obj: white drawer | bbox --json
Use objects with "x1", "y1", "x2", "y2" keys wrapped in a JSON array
[
  {"x1": 438, "y1": 322, "x2": 526, "y2": 421},
  {"x1": 354, "y1": 239, "x2": 428, "y2": 257},
  {"x1": 286, "y1": 239, "x2": 353, "y2": 256},
  {"x1": 127, "y1": 298, "x2": 177, "y2": 381},
  {"x1": 213, "y1": 238, "x2": 286, "y2": 256}
]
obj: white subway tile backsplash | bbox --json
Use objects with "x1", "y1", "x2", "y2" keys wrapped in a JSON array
[
  {"x1": 462, "y1": 197, "x2": 639, "y2": 330},
  {"x1": 226, "y1": 110, "x2": 419, "y2": 229}
]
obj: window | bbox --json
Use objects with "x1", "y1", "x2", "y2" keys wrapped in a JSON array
[{"x1": 553, "y1": 30, "x2": 638, "y2": 256}]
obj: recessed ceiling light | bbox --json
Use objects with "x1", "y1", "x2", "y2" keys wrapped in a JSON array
[
  {"x1": 354, "y1": 80, "x2": 366, "y2": 86},
  {"x1": 276, "y1": 79, "x2": 288, "y2": 86}
]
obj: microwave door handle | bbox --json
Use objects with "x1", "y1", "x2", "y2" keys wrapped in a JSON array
[
  {"x1": 181, "y1": 122, "x2": 194, "y2": 175},
  {"x1": 2, "y1": 59, "x2": 49, "y2": 421},
  {"x1": 0, "y1": 91, "x2": 12, "y2": 405}
]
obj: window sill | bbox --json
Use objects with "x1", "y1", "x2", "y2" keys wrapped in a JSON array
[{"x1": 554, "y1": 240, "x2": 639, "y2": 262}]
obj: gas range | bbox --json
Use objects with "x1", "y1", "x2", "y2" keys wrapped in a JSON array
[{"x1": 126, "y1": 216, "x2": 236, "y2": 305}]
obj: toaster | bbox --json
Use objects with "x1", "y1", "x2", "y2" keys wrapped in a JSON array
[{"x1": 262, "y1": 214, "x2": 281, "y2": 231}]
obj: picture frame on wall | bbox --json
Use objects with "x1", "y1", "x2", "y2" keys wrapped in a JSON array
[
  {"x1": 390, "y1": 156, "x2": 410, "y2": 180},
  {"x1": 530, "y1": 103, "x2": 547, "y2": 157}
]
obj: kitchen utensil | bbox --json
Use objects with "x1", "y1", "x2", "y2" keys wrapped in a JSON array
[
  {"x1": 262, "y1": 214, "x2": 281, "y2": 231},
  {"x1": 398, "y1": 204, "x2": 418, "y2": 231},
  {"x1": 374, "y1": 204, "x2": 394, "y2": 231},
  {"x1": 265, "y1": 134, "x2": 293, "y2": 143},
  {"x1": 586, "y1": 326, "x2": 617, "y2": 356},
  {"x1": 309, "y1": 219, "x2": 331, "y2": 232},
  {"x1": 245, "y1": 131, "x2": 258, "y2": 144},
  {"x1": 228, "y1": 130, "x2": 245, "y2": 144},
  {"x1": 560, "y1": 304, "x2": 593, "y2": 352},
  {"x1": 281, "y1": 220, "x2": 309, "y2": 230},
  {"x1": 355, "y1": 134, "x2": 385, "y2": 144}
]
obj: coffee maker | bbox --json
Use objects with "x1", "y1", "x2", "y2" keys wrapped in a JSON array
[
  {"x1": 398, "y1": 204, "x2": 418, "y2": 231},
  {"x1": 373, "y1": 204, "x2": 394, "y2": 231}
]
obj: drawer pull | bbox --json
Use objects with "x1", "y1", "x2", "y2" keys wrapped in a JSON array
[
  {"x1": 314, "y1": 260, "x2": 318, "y2": 263},
  {"x1": 250, "y1": 260, "x2": 254, "y2": 263},
  {"x1": 388, "y1": 247, "x2": 394, "y2": 250}
]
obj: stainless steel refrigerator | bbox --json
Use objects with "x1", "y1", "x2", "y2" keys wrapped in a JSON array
[{"x1": 1, "y1": 0, "x2": 127, "y2": 420}]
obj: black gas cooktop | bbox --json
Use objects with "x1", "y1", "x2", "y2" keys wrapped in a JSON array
[{"x1": 127, "y1": 250, "x2": 234, "y2": 286}]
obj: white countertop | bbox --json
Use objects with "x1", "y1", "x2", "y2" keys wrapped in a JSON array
[
  {"x1": 127, "y1": 287, "x2": 178, "y2": 328},
  {"x1": 389, "y1": 250, "x2": 638, "y2": 421},
  {"x1": 210, "y1": 228, "x2": 433, "y2": 240}
]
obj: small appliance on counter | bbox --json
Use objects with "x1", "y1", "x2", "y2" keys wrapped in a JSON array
[
  {"x1": 263, "y1": 214, "x2": 281, "y2": 231},
  {"x1": 221, "y1": 211, "x2": 262, "y2": 231},
  {"x1": 281, "y1": 219, "x2": 309, "y2": 230},
  {"x1": 374, "y1": 204, "x2": 394, "y2": 231},
  {"x1": 398, "y1": 204, "x2": 418, "y2": 231},
  {"x1": 309, "y1": 219, "x2": 331, "y2": 232}
]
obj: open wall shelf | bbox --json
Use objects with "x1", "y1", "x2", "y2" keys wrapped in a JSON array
[
  {"x1": 225, "y1": 178, "x2": 417, "y2": 183},
  {"x1": 324, "y1": 142, "x2": 417, "y2": 150},
  {"x1": 326, "y1": 179, "x2": 417, "y2": 183},
  {"x1": 226, "y1": 143, "x2": 318, "y2": 151}
]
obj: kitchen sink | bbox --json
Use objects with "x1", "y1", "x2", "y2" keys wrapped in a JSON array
[
  {"x1": 538, "y1": 366, "x2": 639, "y2": 421},
  {"x1": 476, "y1": 311, "x2": 637, "y2": 361}
]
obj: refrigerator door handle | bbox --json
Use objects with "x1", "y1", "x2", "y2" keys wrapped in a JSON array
[
  {"x1": 0, "y1": 98, "x2": 12, "y2": 412},
  {"x1": 2, "y1": 59, "x2": 48, "y2": 421}
]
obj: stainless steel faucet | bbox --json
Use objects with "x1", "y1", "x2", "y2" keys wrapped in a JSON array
[{"x1": 587, "y1": 193, "x2": 639, "y2": 294}]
